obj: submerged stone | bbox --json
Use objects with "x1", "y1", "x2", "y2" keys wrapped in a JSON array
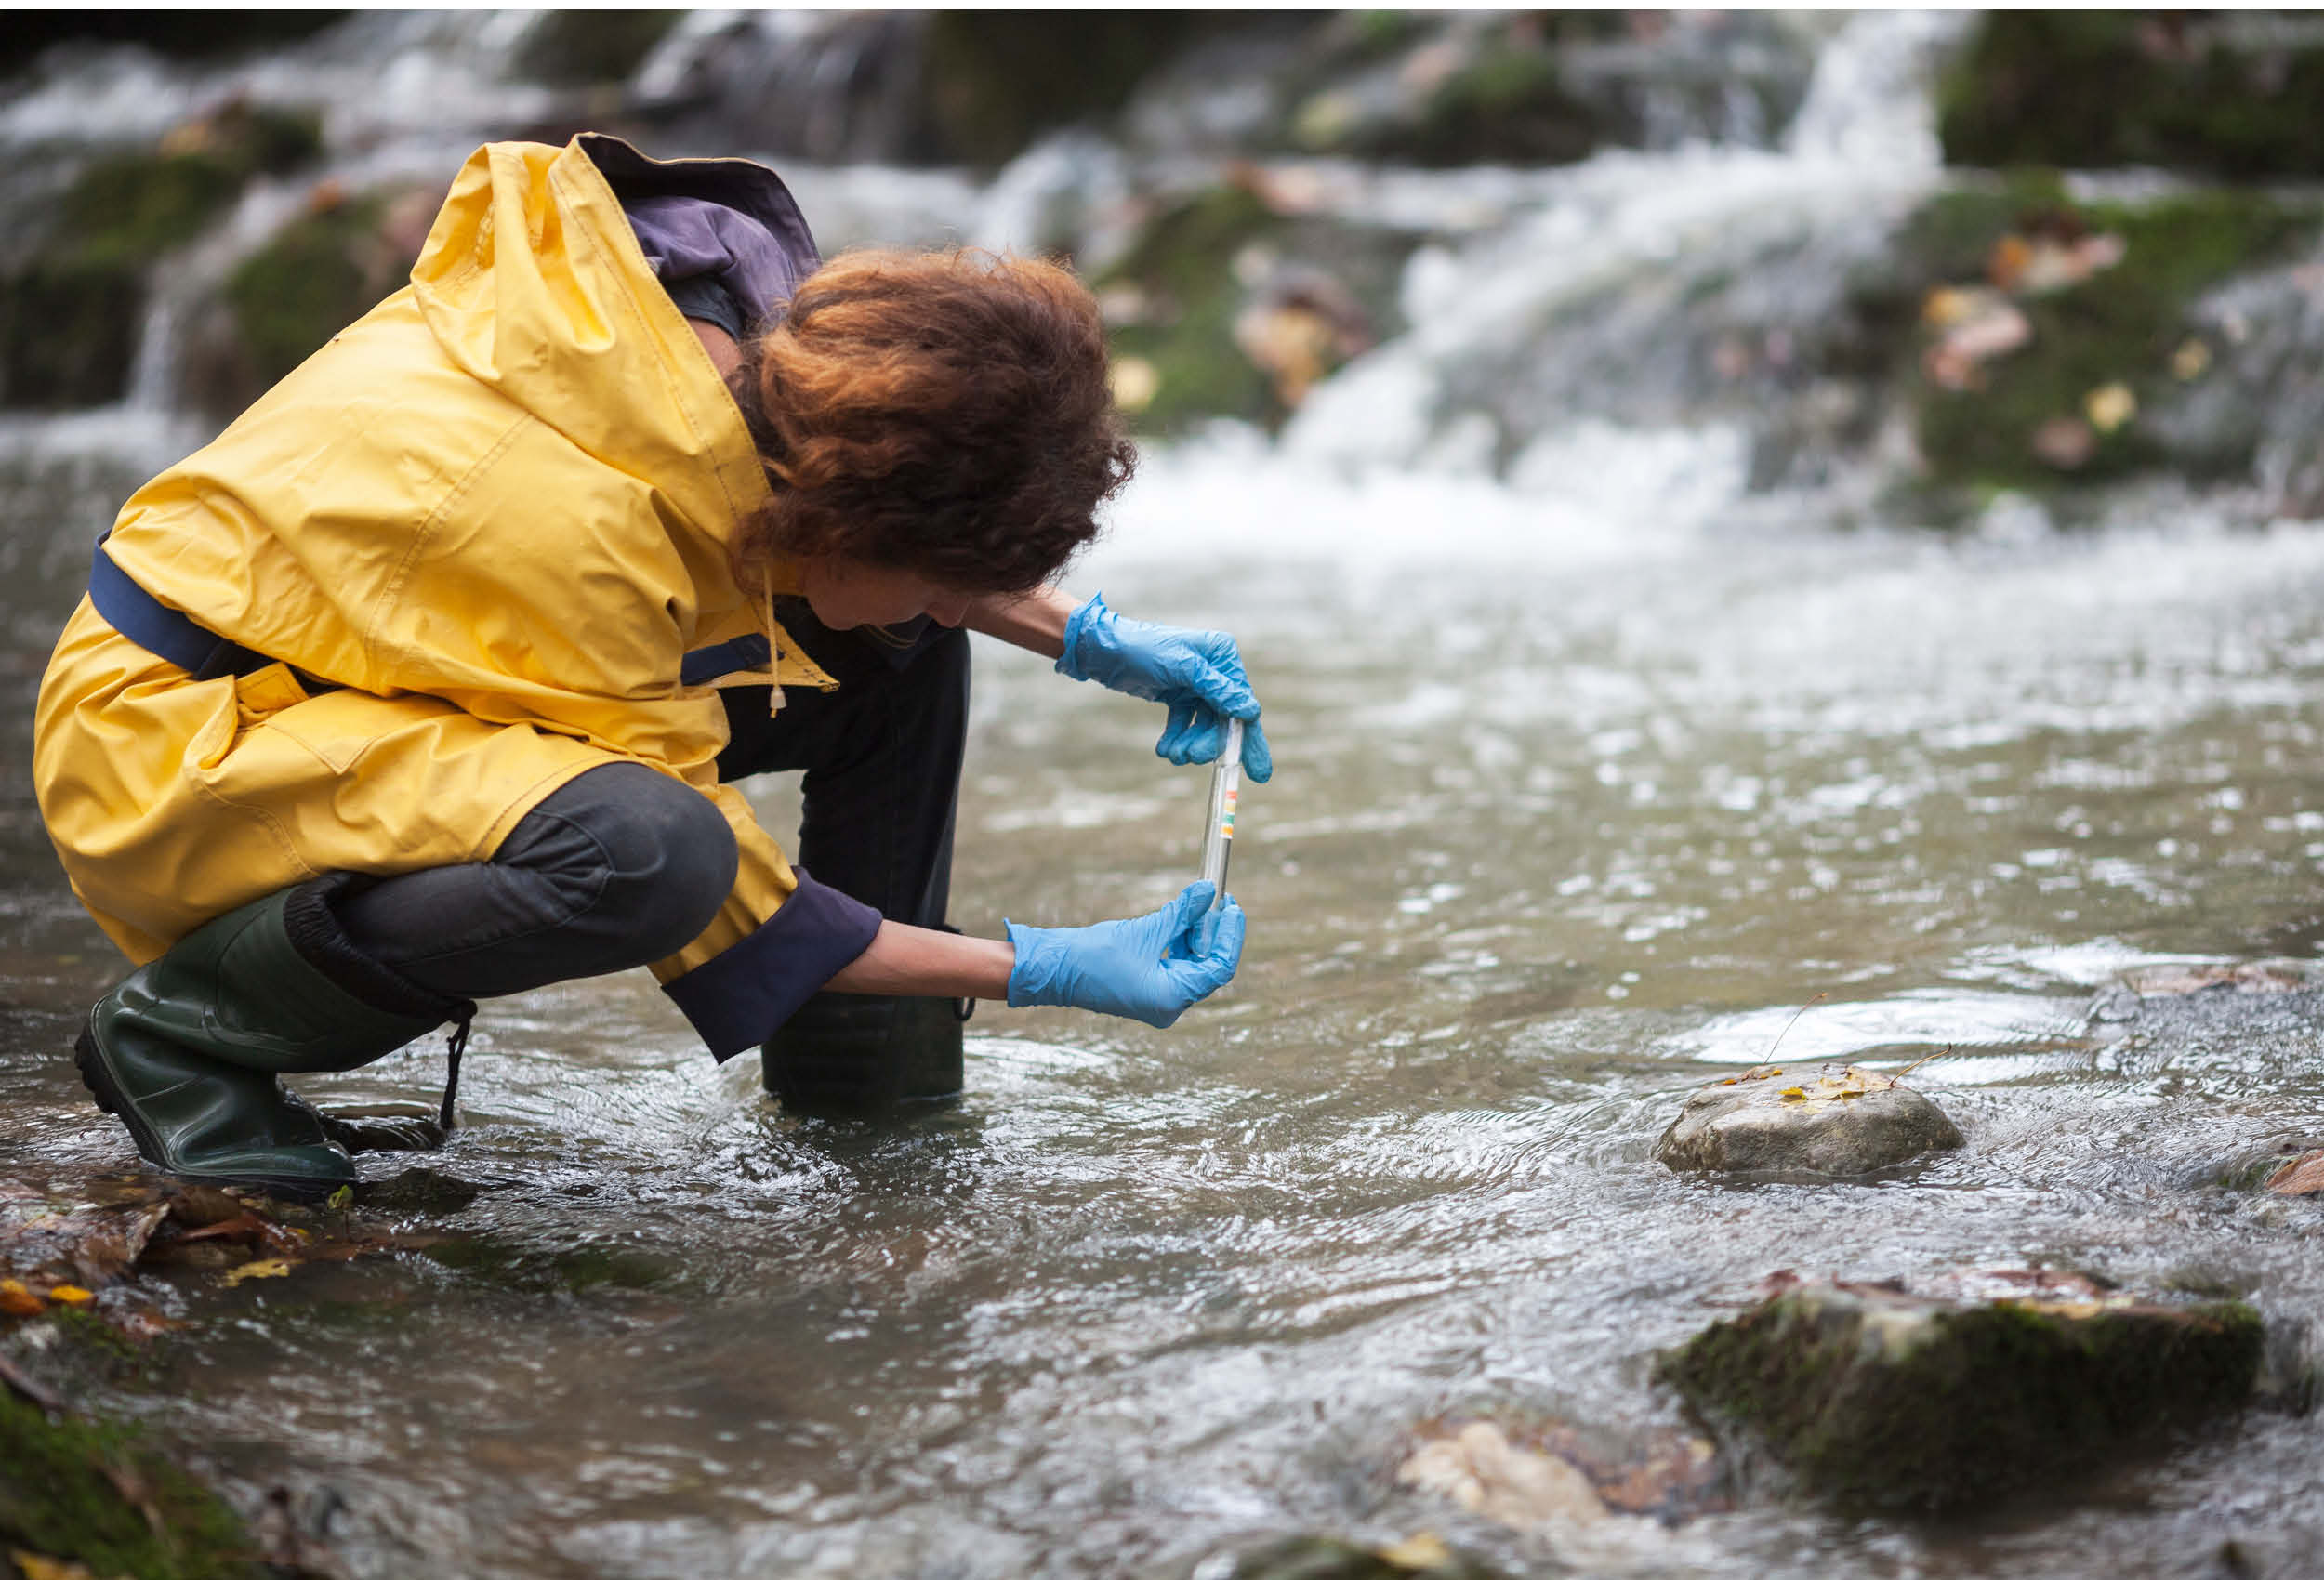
[
  {"x1": 1396, "y1": 1415, "x2": 1724, "y2": 1531},
  {"x1": 1657, "y1": 1269, "x2": 2264, "y2": 1513},
  {"x1": 1654, "y1": 1064, "x2": 1961, "y2": 1178}
]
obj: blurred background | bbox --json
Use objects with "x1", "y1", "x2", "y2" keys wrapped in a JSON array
[{"x1": 9, "y1": 13, "x2": 2324, "y2": 1580}]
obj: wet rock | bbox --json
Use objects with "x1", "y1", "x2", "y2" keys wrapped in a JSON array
[
  {"x1": 1189, "y1": 1533, "x2": 1510, "y2": 1580},
  {"x1": 0, "y1": 97, "x2": 323, "y2": 409},
  {"x1": 1842, "y1": 173, "x2": 2324, "y2": 500},
  {"x1": 1657, "y1": 1269, "x2": 2264, "y2": 1512},
  {"x1": 1276, "y1": 12, "x2": 1819, "y2": 167},
  {"x1": 1399, "y1": 1420, "x2": 1607, "y2": 1529},
  {"x1": 0, "y1": 1386, "x2": 280, "y2": 1580},
  {"x1": 1940, "y1": 13, "x2": 2324, "y2": 179},
  {"x1": 1654, "y1": 1063, "x2": 1962, "y2": 1178},
  {"x1": 183, "y1": 179, "x2": 433, "y2": 421},
  {"x1": 1095, "y1": 178, "x2": 1416, "y2": 436},
  {"x1": 1396, "y1": 1416, "x2": 1723, "y2": 1532}
]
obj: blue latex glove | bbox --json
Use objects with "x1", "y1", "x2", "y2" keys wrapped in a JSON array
[
  {"x1": 1005, "y1": 881, "x2": 1246, "y2": 1028},
  {"x1": 1055, "y1": 593, "x2": 1274, "y2": 783}
]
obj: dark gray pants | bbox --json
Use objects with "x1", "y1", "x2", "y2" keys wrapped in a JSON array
[{"x1": 335, "y1": 604, "x2": 970, "y2": 1007}]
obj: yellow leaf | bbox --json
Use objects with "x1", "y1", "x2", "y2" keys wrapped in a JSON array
[
  {"x1": 221, "y1": 1258, "x2": 292, "y2": 1286},
  {"x1": 1379, "y1": 1533, "x2": 1453, "y2": 1571},
  {"x1": 325, "y1": 1186, "x2": 354, "y2": 1210},
  {"x1": 1780, "y1": 1086, "x2": 1807, "y2": 1101},
  {"x1": 12, "y1": 1548, "x2": 101, "y2": 1580},
  {"x1": 0, "y1": 1281, "x2": 41, "y2": 1318},
  {"x1": 2084, "y1": 382, "x2": 2137, "y2": 433},
  {"x1": 44, "y1": 1286, "x2": 93, "y2": 1306}
]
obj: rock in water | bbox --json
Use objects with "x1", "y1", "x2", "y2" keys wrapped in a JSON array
[
  {"x1": 1657, "y1": 1270, "x2": 2263, "y2": 1512},
  {"x1": 1653, "y1": 1063, "x2": 1962, "y2": 1178}
]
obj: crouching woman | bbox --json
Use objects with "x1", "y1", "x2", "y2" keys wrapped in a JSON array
[{"x1": 33, "y1": 135, "x2": 1267, "y2": 1199}]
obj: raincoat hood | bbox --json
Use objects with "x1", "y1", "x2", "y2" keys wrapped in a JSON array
[{"x1": 409, "y1": 134, "x2": 796, "y2": 586}]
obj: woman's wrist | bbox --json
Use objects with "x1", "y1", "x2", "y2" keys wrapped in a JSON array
[{"x1": 962, "y1": 585, "x2": 1080, "y2": 661}]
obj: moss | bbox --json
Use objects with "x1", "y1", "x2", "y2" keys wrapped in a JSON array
[
  {"x1": 0, "y1": 257, "x2": 143, "y2": 406},
  {"x1": 418, "y1": 1235, "x2": 675, "y2": 1295},
  {"x1": 59, "y1": 153, "x2": 249, "y2": 267},
  {"x1": 1848, "y1": 175, "x2": 2323, "y2": 494},
  {"x1": 1657, "y1": 1284, "x2": 2264, "y2": 1511},
  {"x1": 220, "y1": 192, "x2": 400, "y2": 393},
  {"x1": 519, "y1": 10, "x2": 682, "y2": 86},
  {"x1": 0, "y1": 13, "x2": 346, "y2": 76},
  {"x1": 1099, "y1": 185, "x2": 1286, "y2": 435},
  {"x1": 0, "y1": 1389, "x2": 264, "y2": 1580},
  {"x1": 1940, "y1": 12, "x2": 2324, "y2": 179},
  {"x1": 919, "y1": 12, "x2": 1235, "y2": 168},
  {"x1": 0, "y1": 105, "x2": 324, "y2": 408},
  {"x1": 1410, "y1": 44, "x2": 1604, "y2": 167}
]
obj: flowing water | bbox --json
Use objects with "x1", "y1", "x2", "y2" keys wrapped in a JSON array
[{"x1": 7, "y1": 14, "x2": 2324, "y2": 1579}]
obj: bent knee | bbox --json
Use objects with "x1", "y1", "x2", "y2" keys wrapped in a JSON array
[{"x1": 525, "y1": 764, "x2": 738, "y2": 956}]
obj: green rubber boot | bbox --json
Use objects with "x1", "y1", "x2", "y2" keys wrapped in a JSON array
[
  {"x1": 760, "y1": 993, "x2": 968, "y2": 1117},
  {"x1": 73, "y1": 876, "x2": 467, "y2": 1200}
]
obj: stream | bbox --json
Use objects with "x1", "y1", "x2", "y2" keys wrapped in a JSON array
[{"x1": 6, "y1": 12, "x2": 2324, "y2": 1579}]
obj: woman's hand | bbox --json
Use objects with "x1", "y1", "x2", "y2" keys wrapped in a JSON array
[
  {"x1": 1005, "y1": 882, "x2": 1246, "y2": 1027},
  {"x1": 1054, "y1": 594, "x2": 1274, "y2": 781}
]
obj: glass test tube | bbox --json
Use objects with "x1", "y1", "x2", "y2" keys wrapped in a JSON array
[{"x1": 1199, "y1": 718, "x2": 1244, "y2": 906}]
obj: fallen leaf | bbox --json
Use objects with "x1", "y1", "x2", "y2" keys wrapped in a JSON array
[
  {"x1": 1377, "y1": 1534, "x2": 1453, "y2": 1571},
  {"x1": 2265, "y1": 1150, "x2": 2324, "y2": 1196},
  {"x1": 11, "y1": 1549, "x2": 100, "y2": 1580},
  {"x1": 44, "y1": 1286, "x2": 93, "y2": 1306},
  {"x1": 2032, "y1": 415, "x2": 2095, "y2": 469},
  {"x1": 1780, "y1": 1087, "x2": 1807, "y2": 1102},
  {"x1": 0, "y1": 1280, "x2": 41, "y2": 1318},
  {"x1": 221, "y1": 1258, "x2": 292, "y2": 1287},
  {"x1": 2084, "y1": 382, "x2": 2137, "y2": 433}
]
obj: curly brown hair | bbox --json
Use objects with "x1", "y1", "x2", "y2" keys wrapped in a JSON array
[{"x1": 733, "y1": 248, "x2": 1137, "y2": 597}]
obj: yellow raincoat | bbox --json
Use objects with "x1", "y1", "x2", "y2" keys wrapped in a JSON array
[{"x1": 34, "y1": 136, "x2": 873, "y2": 1057}]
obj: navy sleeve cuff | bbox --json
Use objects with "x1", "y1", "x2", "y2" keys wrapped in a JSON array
[{"x1": 661, "y1": 868, "x2": 882, "y2": 1060}]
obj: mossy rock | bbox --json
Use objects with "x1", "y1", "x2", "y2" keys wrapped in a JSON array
[
  {"x1": 1844, "y1": 171, "x2": 2324, "y2": 494},
  {"x1": 0, "y1": 1388, "x2": 266, "y2": 1580},
  {"x1": 517, "y1": 10, "x2": 683, "y2": 86},
  {"x1": 919, "y1": 13, "x2": 1235, "y2": 168},
  {"x1": 1940, "y1": 12, "x2": 2324, "y2": 179},
  {"x1": 1098, "y1": 183, "x2": 1419, "y2": 435},
  {"x1": 0, "y1": 105, "x2": 324, "y2": 409},
  {"x1": 205, "y1": 187, "x2": 422, "y2": 412},
  {"x1": 1, "y1": 13, "x2": 344, "y2": 77},
  {"x1": 417, "y1": 1234, "x2": 675, "y2": 1295},
  {"x1": 1285, "y1": 19, "x2": 1619, "y2": 167},
  {"x1": 1657, "y1": 1271, "x2": 2264, "y2": 1513}
]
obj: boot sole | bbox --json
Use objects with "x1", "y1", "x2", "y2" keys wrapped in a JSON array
[{"x1": 74, "y1": 1020, "x2": 343, "y2": 1203}]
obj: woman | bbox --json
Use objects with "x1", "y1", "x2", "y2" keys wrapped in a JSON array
[{"x1": 34, "y1": 134, "x2": 1268, "y2": 1199}]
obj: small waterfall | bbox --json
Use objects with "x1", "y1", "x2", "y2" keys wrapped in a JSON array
[{"x1": 1784, "y1": 9, "x2": 1972, "y2": 168}]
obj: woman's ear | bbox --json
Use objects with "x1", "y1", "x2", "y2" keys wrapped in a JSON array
[{"x1": 687, "y1": 317, "x2": 743, "y2": 378}]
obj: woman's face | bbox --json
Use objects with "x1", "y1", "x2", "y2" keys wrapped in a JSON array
[{"x1": 796, "y1": 556, "x2": 974, "y2": 631}]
